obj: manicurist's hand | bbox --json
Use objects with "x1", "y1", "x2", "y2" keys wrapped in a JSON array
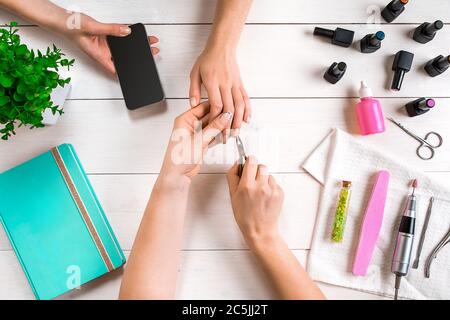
[
  {"x1": 60, "y1": 14, "x2": 160, "y2": 75},
  {"x1": 226, "y1": 156, "x2": 284, "y2": 249},
  {"x1": 160, "y1": 101, "x2": 233, "y2": 182},
  {"x1": 190, "y1": 47, "x2": 251, "y2": 140},
  {"x1": 226, "y1": 157, "x2": 325, "y2": 300}
]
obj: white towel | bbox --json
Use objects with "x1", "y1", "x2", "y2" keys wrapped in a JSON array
[{"x1": 303, "y1": 129, "x2": 450, "y2": 300}]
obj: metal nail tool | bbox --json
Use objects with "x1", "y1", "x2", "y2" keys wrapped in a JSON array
[
  {"x1": 388, "y1": 117, "x2": 443, "y2": 160},
  {"x1": 412, "y1": 197, "x2": 434, "y2": 269},
  {"x1": 236, "y1": 136, "x2": 247, "y2": 178},
  {"x1": 425, "y1": 225, "x2": 450, "y2": 278}
]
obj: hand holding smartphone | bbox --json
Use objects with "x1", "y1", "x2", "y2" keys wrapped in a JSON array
[{"x1": 107, "y1": 23, "x2": 164, "y2": 110}]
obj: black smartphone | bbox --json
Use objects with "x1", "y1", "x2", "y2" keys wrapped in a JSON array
[{"x1": 107, "y1": 23, "x2": 164, "y2": 110}]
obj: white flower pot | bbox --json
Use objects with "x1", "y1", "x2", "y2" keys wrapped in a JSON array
[{"x1": 42, "y1": 84, "x2": 72, "y2": 126}]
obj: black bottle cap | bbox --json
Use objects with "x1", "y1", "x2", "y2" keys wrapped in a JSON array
[
  {"x1": 391, "y1": 0, "x2": 408, "y2": 11},
  {"x1": 382, "y1": 0, "x2": 408, "y2": 22},
  {"x1": 392, "y1": 51, "x2": 414, "y2": 91},
  {"x1": 425, "y1": 55, "x2": 450, "y2": 77},
  {"x1": 370, "y1": 31, "x2": 385, "y2": 46},
  {"x1": 406, "y1": 98, "x2": 435, "y2": 117},
  {"x1": 324, "y1": 62, "x2": 347, "y2": 84},
  {"x1": 313, "y1": 27, "x2": 354, "y2": 48},
  {"x1": 424, "y1": 20, "x2": 444, "y2": 36},
  {"x1": 436, "y1": 55, "x2": 450, "y2": 69},
  {"x1": 393, "y1": 50, "x2": 414, "y2": 72}
]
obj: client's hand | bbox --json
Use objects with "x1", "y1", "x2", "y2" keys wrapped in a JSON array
[
  {"x1": 160, "y1": 101, "x2": 233, "y2": 182},
  {"x1": 189, "y1": 47, "x2": 251, "y2": 141},
  {"x1": 226, "y1": 157, "x2": 284, "y2": 249},
  {"x1": 61, "y1": 14, "x2": 159, "y2": 74}
]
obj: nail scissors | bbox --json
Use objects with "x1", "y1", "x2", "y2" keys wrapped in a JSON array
[
  {"x1": 235, "y1": 136, "x2": 247, "y2": 177},
  {"x1": 388, "y1": 117, "x2": 443, "y2": 160},
  {"x1": 425, "y1": 225, "x2": 450, "y2": 278}
]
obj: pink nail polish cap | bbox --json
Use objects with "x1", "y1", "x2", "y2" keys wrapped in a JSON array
[{"x1": 353, "y1": 170, "x2": 390, "y2": 276}]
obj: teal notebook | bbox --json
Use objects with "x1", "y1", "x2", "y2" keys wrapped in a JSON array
[{"x1": 0, "y1": 144, "x2": 126, "y2": 300}]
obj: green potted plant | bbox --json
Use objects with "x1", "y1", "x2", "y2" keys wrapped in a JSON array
[{"x1": 0, "y1": 22, "x2": 74, "y2": 140}]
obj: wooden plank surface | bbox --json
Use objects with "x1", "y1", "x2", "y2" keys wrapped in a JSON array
[
  {"x1": 0, "y1": 173, "x2": 320, "y2": 251},
  {"x1": 3, "y1": 24, "x2": 449, "y2": 100},
  {"x1": 1, "y1": 0, "x2": 449, "y2": 24},
  {"x1": 1, "y1": 0, "x2": 449, "y2": 300},
  {"x1": 1, "y1": 98, "x2": 450, "y2": 174},
  {"x1": 0, "y1": 250, "x2": 384, "y2": 300}
]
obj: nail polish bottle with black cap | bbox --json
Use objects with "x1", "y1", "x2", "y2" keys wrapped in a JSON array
[
  {"x1": 391, "y1": 51, "x2": 414, "y2": 91},
  {"x1": 381, "y1": 0, "x2": 409, "y2": 23},
  {"x1": 425, "y1": 55, "x2": 450, "y2": 77},
  {"x1": 314, "y1": 27, "x2": 354, "y2": 48},
  {"x1": 406, "y1": 98, "x2": 436, "y2": 117},
  {"x1": 413, "y1": 20, "x2": 444, "y2": 44},
  {"x1": 360, "y1": 31, "x2": 385, "y2": 53},
  {"x1": 324, "y1": 62, "x2": 347, "y2": 84}
]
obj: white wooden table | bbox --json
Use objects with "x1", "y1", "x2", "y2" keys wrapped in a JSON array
[{"x1": 1, "y1": 0, "x2": 450, "y2": 300}]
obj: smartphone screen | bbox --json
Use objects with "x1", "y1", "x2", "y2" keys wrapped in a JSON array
[{"x1": 107, "y1": 23, "x2": 164, "y2": 110}]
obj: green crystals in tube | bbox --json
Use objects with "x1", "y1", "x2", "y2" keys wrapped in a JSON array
[{"x1": 331, "y1": 180, "x2": 352, "y2": 243}]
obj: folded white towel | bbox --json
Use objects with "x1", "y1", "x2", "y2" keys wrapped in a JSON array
[{"x1": 303, "y1": 129, "x2": 450, "y2": 300}]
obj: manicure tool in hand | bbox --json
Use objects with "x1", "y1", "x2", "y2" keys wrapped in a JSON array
[
  {"x1": 388, "y1": 117, "x2": 443, "y2": 160},
  {"x1": 235, "y1": 136, "x2": 247, "y2": 178},
  {"x1": 412, "y1": 197, "x2": 434, "y2": 269},
  {"x1": 425, "y1": 224, "x2": 450, "y2": 278},
  {"x1": 391, "y1": 179, "x2": 417, "y2": 300}
]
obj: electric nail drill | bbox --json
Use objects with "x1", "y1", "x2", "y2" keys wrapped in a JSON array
[
  {"x1": 391, "y1": 179, "x2": 417, "y2": 300},
  {"x1": 313, "y1": 27, "x2": 354, "y2": 48},
  {"x1": 391, "y1": 50, "x2": 414, "y2": 91},
  {"x1": 382, "y1": 0, "x2": 409, "y2": 23},
  {"x1": 360, "y1": 31, "x2": 385, "y2": 53},
  {"x1": 405, "y1": 98, "x2": 436, "y2": 117},
  {"x1": 413, "y1": 20, "x2": 444, "y2": 44},
  {"x1": 425, "y1": 55, "x2": 450, "y2": 77},
  {"x1": 324, "y1": 62, "x2": 347, "y2": 84}
]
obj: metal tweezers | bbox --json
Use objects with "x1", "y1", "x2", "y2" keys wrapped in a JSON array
[
  {"x1": 412, "y1": 197, "x2": 434, "y2": 269},
  {"x1": 424, "y1": 225, "x2": 450, "y2": 278},
  {"x1": 235, "y1": 136, "x2": 247, "y2": 178}
]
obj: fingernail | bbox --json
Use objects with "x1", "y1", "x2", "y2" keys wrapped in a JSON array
[
  {"x1": 190, "y1": 97, "x2": 197, "y2": 107},
  {"x1": 260, "y1": 166, "x2": 269, "y2": 176},
  {"x1": 231, "y1": 128, "x2": 239, "y2": 137},
  {"x1": 221, "y1": 112, "x2": 233, "y2": 121},
  {"x1": 245, "y1": 115, "x2": 251, "y2": 124},
  {"x1": 120, "y1": 26, "x2": 131, "y2": 36},
  {"x1": 248, "y1": 156, "x2": 257, "y2": 164}
]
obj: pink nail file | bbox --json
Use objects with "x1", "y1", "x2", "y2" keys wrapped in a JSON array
[{"x1": 352, "y1": 170, "x2": 390, "y2": 276}]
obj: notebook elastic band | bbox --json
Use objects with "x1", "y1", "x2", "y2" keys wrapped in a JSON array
[{"x1": 51, "y1": 147, "x2": 114, "y2": 272}]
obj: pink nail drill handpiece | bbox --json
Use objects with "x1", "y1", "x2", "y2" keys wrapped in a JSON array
[{"x1": 353, "y1": 171, "x2": 390, "y2": 276}]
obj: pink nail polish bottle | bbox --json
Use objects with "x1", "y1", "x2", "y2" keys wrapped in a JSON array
[{"x1": 356, "y1": 81, "x2": 385, "y2": 135}]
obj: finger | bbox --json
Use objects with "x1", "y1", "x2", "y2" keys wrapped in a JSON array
[
  {"x1": 96, "y1": 55, "x2": 116, "y2": 75},
  {"x1": 149, "y1": 36, "x2": 159, "y2": 44},
  {"x1": 190, "y1": 101, "x2": 211, "y2": 119},
  {"x1": 241, "y1": 86, "x2": 252, "y2": 124},
  {"x1": 202, "y1": 112, "x2": 233, "y2": 149},
  {"x1": 151, "y1": 47, "x2": 160, "y2": 55},
  {"x1": 231, "y1": 86, "x2": 244, "y2": 136},
  {"x1": 189, "y1": 67, "x2": 202, "y2": 108},
  {"x1": 87, "y1": 20, "x2": 131, "y2": 37},
  {"x1": 241, "y1": 156, "x2": 258, "y2": 183},
  {"x1": 220, "y1": 87, "x2": 234, "y2": 143},
  {"x1": 227, "y1": 162, "x2": 241, "y2": 195},
  {"x1": 206, "y1": 84, "x2": 223, "y2": 126},
  {"x1": 268, "y1": 175, "x2": 278, "y2": 189},
  {"x1": 256, "y1": 165, "x2": 269, "y2": 184}
]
